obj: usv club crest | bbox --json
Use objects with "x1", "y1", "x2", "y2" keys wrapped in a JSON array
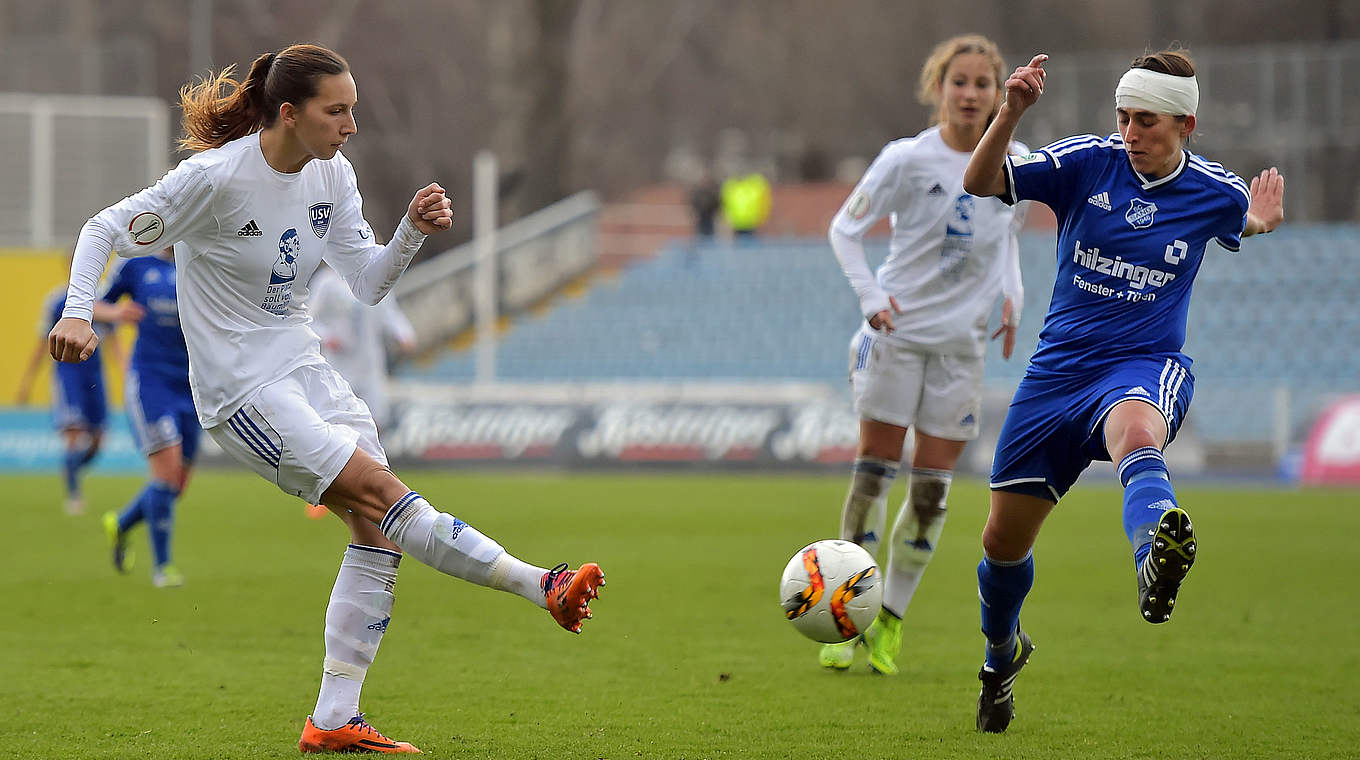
[{"x1": 310, "y1": 202, "x2": 332, "y2": 239}]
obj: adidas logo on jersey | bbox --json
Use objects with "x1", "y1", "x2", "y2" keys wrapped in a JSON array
[
  {"x1": 237, "y1": 220, "x2": 263, "y2": 237},
  {"x1": 1126, "y1": 386, "x2": 1150, "y2": 397},
  {"x1": 928, "y1": 183, "x2": 946, "y2": 196},
  {"x1": 1087, "y1": 191, "x2": 1112, "y2": 211}
]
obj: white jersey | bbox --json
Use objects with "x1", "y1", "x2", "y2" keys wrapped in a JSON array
[
  {"x1": 309, "y1": 266, "x2": 415, "y2": 400},
  {"x1": 63, "y1": 132, "x2": 427, "y2": 427},
  {"x1": 830, "y1": 126, "x2": 1028, "y2": 356}
]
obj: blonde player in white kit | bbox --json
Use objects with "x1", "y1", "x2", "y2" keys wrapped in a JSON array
[
  {"x1": 822, "y1": 35, "x2": 1027, "y2": 675},
  {"x1": 310, "y1": 263, "x2": 417, "y2": 431},
  {"x1": 49, "y1": 44, "x2": 603, "y2": 755}
]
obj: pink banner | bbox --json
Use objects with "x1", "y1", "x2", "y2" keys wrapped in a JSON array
[{"x1": 1300, "y1": 395, "x2": 1360, "y2": 484}]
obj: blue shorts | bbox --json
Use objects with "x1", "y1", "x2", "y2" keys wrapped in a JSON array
[
  {"x1": 990, "y1": 356, "x2": 1194, "y2": 502},
  {"x1": 51, "y1": 361, "x2": 106, "y2": 431},
  {"x1": 126, "y1": 369, "x2": 202, "y2": 462}
]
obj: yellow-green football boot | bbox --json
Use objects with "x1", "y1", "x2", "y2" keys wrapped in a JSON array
[
  {"x1": 864, "y1": 609, "x2": 902, "y2": 675},
  {"x1": 103, "y1": 511, "x2": 134, "y2": 574},
  {"x1": 818, "y1": 638, "x2": 859, "y2": 670}
]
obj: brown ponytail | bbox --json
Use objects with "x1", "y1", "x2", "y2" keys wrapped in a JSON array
[{"x1": 178, "y1": 44, "x2": 348, "y2": 152}]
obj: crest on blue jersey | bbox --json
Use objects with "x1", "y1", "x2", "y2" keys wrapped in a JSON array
[
  {"x1": 272, "y1": 228, "x2": 300, "y2": 285},
  {"x1": 309, "y1": 202, "x2": 332, "y2": 239},
  {"x1": 1125, "y1": 198, "x2": 1158, "y2": 230}
]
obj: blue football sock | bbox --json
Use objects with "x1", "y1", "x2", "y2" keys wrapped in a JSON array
[
  {"x1": 978, "y1": 552, "x2": 1034, "y2": 670},
  {"x1": 62, "y1": 449, "x2": 84, "y2": 497},
  {"x1": 1117, "y1": 447, "x2": 1178, "y2": 568},
  {"x1": 142, "y1": 482, "x2": 180, "y2": 568},
  {"x1": 117, "y1": 484, "x2": 153, "y2": 534},
  {"x1": 77, "y1": 443, "x2": 99, "y2": 467}
]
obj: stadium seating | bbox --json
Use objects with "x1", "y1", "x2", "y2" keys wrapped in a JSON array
[{"x1": 400, "y1": 227, "x2": 1360, "y2": 444}]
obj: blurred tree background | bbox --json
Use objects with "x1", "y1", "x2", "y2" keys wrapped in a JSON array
[{"x1": 2, "y1": 0, "x2": 1358, "y2": 249}]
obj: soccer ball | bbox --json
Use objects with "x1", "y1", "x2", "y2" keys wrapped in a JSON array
[{"x1": 779, "y1": 539, "x2": 882, "y2": 643}]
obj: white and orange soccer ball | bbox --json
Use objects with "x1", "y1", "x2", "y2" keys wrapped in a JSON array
[{"x1": 779, "y1": 539, "x2": 882, "y2": 643}]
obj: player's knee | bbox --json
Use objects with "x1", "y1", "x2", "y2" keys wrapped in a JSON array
[
  {"x1": 324, "y1": 457, "x2": 407, "y2": 525},
  {"x1": 157, "y1": 463, "x2": 185, "y2": 488},
  {"x1": 981, "y1": 524, "x2": 1029, "y2": 563},
  {"x1": 1111, "y1": 425, "x2": 1161, "y2": 458},
  {"x1": 358, "y1": 465, "x2": 409, "y2": 520}
]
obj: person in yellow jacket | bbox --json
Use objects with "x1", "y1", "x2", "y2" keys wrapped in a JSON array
[{"x1": 721, "y1": 172, "x2": 771, "y2": 237}]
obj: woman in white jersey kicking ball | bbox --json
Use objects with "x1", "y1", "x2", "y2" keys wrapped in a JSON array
[
  {"x1": 822, "y1": 34, "x2": 1028, "y2": 675},
  {"x1": 49, "y1": 43, "x2": 603, "y2": 755}
]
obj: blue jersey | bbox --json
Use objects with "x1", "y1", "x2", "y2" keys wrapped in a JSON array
[
  {"x1": 42, "y1": 287, "x2": 104, "y2": 373},
  {"x1": 42, "y1": 287, "x2": 107, "y2": 429},
  {"x1": 99, "y1": 254, "x2": 189, "y2": 382},
  {"x1": 1002, "y1": 134, "x2": 1249, "y2": 374}
]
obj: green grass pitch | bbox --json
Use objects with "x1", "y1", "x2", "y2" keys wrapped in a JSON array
[{"x1": 4, "y1": 470, "x2": 1358, "y2": 759}]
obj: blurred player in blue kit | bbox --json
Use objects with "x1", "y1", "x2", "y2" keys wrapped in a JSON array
[
  {"x1": 962, "y1": 48, "x2": 1285, "y2": 732},
  {"x1": 17, "y1": 259, "x2": 139, "y2": 515},
  {"x1": 98, "y1": 245, "x2": 200, "y2": 588}
]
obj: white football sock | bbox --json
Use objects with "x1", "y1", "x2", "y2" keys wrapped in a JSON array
[
  {"x1": 840, "y1": 457, "x2": 898, "y2": 561},
  {"x1": 883, "y1": 468, "x2": 951, "y2": 617},
  {"x1": 379, "y1": 491, "x2": 548, "y2": 607},
  {"x1": 312, "y1": 544, "x2": 401, "y2": 731}
]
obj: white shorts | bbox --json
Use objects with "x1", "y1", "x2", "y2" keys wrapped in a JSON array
[
  {"x1": 847, "y1": 328, "x2": 984, "y2": 440},
  {"x1": 206, "y1": 363, "x2": 385, "y2": 504}
]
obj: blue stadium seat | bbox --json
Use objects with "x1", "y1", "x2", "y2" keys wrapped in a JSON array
[{"x1": 399, "y1": 226, "x2": 1360, "y2": 444}]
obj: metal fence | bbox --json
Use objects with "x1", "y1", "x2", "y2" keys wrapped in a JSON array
[
  {"x1": 1032, "y1": 42, "x2": 1360, "y2": 222},
  {"x1": 0, "y1": 93, "x2": 169, "y2": 248},
  {"x1": 393, "y1": 191, "x2": 601, "y2": 356}
]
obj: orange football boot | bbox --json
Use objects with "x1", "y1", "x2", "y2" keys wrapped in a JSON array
[
  {"x1": 542, "y1": 562, "x2": 605, "y2": 633},
  {"x1": 298, "y1": 714, "x2": 421, "y2": 754}
]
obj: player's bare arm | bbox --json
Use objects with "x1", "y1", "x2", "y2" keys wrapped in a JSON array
[
  {"x1": 964, "y1": 54, "x2": 1048, "y2": 198},
  {"x1": 1243, "y1": 168, "x2": 1284, "y2": 237}
]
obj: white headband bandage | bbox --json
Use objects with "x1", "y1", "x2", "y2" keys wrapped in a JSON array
[{"x1": 1115, "y1": 68, "x2": 1199, "y2": 116}]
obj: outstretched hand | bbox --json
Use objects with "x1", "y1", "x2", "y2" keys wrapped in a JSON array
[
  {"x1": 1004, "y1": 54, "x2": 1048, "y2": 113},
  {"x1": 407, "y1": 183, "x2": 453, "y2": 234},
  {"x1": 112, "y1": 300, "x2": 145, "y2": 324},
  {"x1": 1247, "y1": 168, "x2": 1285, "y2": 235}
]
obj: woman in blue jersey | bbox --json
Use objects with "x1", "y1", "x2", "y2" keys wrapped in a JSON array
[
  {"x1": 17, "y1": 265, "x2": 139, "y2": 515},
  {"x1": 961, "y1": 49, "x2": 1284, "y2": 733},
  {"x1": 98, "y1": 245, "x2": 200, "y2": 588}
]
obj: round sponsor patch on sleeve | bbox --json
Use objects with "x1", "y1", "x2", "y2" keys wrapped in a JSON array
[
  {"x1": 128, "y1": 212, "x2": 165, "y2": 245},
  {"x1": 847, "y1": 191, "x2": 871, "y2": 220}
]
